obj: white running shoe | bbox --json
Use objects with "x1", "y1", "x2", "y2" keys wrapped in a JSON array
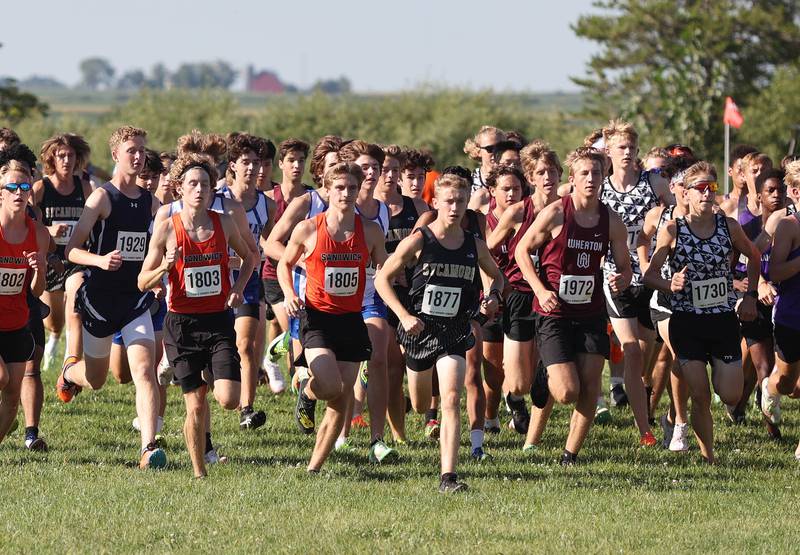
[
  {"x1": 669, "y1": 423, "x2": 689, "y2": 452},
  {"x1": 265, "y1": 362, "x2": 286, "y2": 394},
  {"x1": 760, "y1": 377, "x2": 782, "y2": 425},
  {"x1": 205, "y1": 448, "x2": 228, "y2": 465},
  {"x1": 132, "y1": 416, "x2": 164, "y2": 434}
]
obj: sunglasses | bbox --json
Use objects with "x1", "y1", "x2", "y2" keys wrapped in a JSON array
[
  {"x1": 666, "y1": 144, "x2": 694, "y2": 157},
  {"x1": 3, "y1": 182, "x2": 32, "y2": 193},
  {"x1": 686, "y1": 181, "x2": 718, "y2": 193},
  {"x1": 478, "y1": 144, "x2": 497, "y2": 154}
]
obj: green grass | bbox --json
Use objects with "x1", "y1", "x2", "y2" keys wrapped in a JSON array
[{"x1": 1, "y1": 346, "x2": 799, "y2": 554}]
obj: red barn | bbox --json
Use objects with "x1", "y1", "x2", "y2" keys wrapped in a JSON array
[{"x1": 246, "y1": 65, "x2": 285, "y2": 94}]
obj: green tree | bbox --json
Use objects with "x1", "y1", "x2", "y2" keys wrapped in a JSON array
[
  {"x1": 0, "y1": 78, "x2": 48, "y2": 125},
  {"x1": 79, "y1": 57, "x2": 116, "y2": 90},
  {"x1": 572, "y1": 0, "x2": 800, "y2": 157}
]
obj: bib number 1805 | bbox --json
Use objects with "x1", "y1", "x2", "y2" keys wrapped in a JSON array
[{"x1": 324, "y1": 267, "x2": 359, "y2": 296}]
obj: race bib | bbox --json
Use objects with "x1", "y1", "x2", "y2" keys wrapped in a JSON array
[
  {"x1": 0, "y1": 268, "x2": 26, "y2": 295},
  {"x1": 691, "y1": 276, "x2": 728, "y2": 309},
  {"x1": 184, "y1": 265, "x2": 222, "y2": 298},
  {"x1": 626, "y1": 224, "x2": 642, "y2": 250},
  {"x1": 324, "y1": 267, "x2": 359, "y2": 296},
  {"x1": 51, "y1": 220, "x2": 76, "y2": 246},
  {"x1": 531, "y1": 253, "x2": 540, "y2": 271},
  {"x1": 116, "y1": 231, "x2": 147, "y2": 261},
  {"x1": 421, "y1": 284, "x2": 461, "y2": 317},
  {"x1": 558, "y1": 274, "x2": 594, "y2": 304}
]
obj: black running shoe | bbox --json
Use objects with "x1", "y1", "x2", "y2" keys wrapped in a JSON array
[
  {"x1": 725, "y1": 404, "x2": 745, "y2": 425},
  {"x1": 611, "y1": 383, "x2": 628, "y2": 407},
  {"x1": 438, "y1": 473, "x2": 468, "y2": 493},
  {"x1": 506, "y1": 393, "x2": 530, "y2": 434},
  {"x1": 762, "y1": 414, "x2": 782, "y2": 440},
  {"x1": 240, "y1": 408, "x2": 267, "y2": 430},
  {"x1": 560, "y1": 450, "x2": 578, "y2": 466},
  {"x1": 295, "y1": 380, "x2": 316, "y2": 434},
  {"x1": 531, "y1": 361, "x2": 549, "y2": 409}
]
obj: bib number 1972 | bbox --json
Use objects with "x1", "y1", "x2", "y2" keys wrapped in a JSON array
[{"x1": 558, "y1": 274, "x2": 594, "y2": 304}]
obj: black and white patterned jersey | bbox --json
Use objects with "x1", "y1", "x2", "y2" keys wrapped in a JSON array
[
  {"x1": 649, "y1": 206, "x2": 675, "y2": 314},
  {"x1": 601, "y1": 170, "x2": 659, "y2": 286},
  {"x1": 471, "y1": 167, "x2": 485, "y2": 197},
  {"x1": 669, "y1": 213, "x2": 736, "y2": 314}
]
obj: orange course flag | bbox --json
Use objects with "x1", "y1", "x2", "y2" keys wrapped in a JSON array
[{"x1": 723, "y1": 96, "x2": 744, "y2": 129}]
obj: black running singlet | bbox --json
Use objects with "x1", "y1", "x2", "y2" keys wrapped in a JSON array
[{"x1": 39, "y1": 175, "x2": 86, "y2": 258}]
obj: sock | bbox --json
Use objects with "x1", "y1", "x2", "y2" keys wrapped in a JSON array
[
  {"x1": 241, "y1": 405, "x2": 253, "y2": 415},
  {"x1": 24, "y1": 426, "x2": 38, "y2": 441},
  {"x1": 485, "y1": 417, "x2": 500, "y2": 429},
  {"x1": 470, "y1": 429, "x2": 484, "y2": 450},
  {"x1": 424, "y1": 408, "x2": 437, "y2": 422},
  {"x1": 335, "y1": 436, "x2": 346, "y2": 449},
  {"x1": 610, "y1": 377, "x2": 623, "y2": 389},
  {"x1": 205, "y1": 433, "x2": 213, "y2": 454},
  {"x1": 45, "y1": 334, "x2": 58, "y2": 355}
]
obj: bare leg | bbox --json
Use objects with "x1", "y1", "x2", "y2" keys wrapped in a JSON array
[
  {"x1": 364, "y1": 317, "x2": 389, "y2": 443},
  {"x1": 0, "y1": 360, "x2": 25, "y2": 443},
  {"x1": 386, "y1": 337, "x2": 407, "y2": 442},
  {"x1": 436, "y1": 355, "x2": 466, "y2": 475},
  {"x1": 183, "y1": 386, "x2": 208, "y2": 478},
  {"x1": 610, "y1": 317, "x2": 651, "y2": 436}
]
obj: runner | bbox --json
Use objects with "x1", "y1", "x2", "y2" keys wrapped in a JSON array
[
  {"x1": 761, "y1": 161, "x2": 800, "y2": 459},
  {"x1": 261, "y1": 138, "x2": 312, "y2": 394},
  {"x1": 375, "y1": 172, "x2": 501, "y2": 491},
  {"x1": 255, "y1": 138, "x2": 277, "y2": 192},
  {"x1": 278, "y1": 161, "x2": 386, "y2": 472},
  {"x1": 58, "y1": 126, "x2": 166, "y2": 469},
  {"x1": 516, "y1": 147, "x2": 632, "y2": 464},
  {"x1": 600, "y1": 120, "x2": 671, "y2": 446},
  {"x1": 464, "y1": 126, "x2": 506, "y2": 214},
  {"x1": 400, "y1": 148, "x2": 434, "y2": 202},
  {"x1": 139, "y1": 153, "x2": 256, "y2": 477},
  {"x1": 264, "y1": 135, "x2": 343, "y2": 431},
  {"x1": 373, "y1": 145, "x2": 430, "y2": 443},
  {"x1": 32, "y1": 133, "x2": 93, "y2": 372},
  {"x1": 335, "y1": 140, "x2": 399, "y2": 461},
  {"x1": 644, "y1": 161, "x2": 759, "y2": 463},
  {"x1": 216, "y1": 133, "x2": 274, "y2": 430},
  {"x1": 0, "y1": 149, "x2": 49, "y2": 447}
]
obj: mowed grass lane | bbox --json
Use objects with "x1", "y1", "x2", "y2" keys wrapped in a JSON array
[{"x1": 1, "y1": 354, "x2": 799, "y2": 553}]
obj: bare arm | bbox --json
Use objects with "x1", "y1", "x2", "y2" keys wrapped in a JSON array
[
  {"x1": 728, "y1": 216, "x2": 758, "y2": 321},
  {"x1": 636, "y1": 205, "x2": 662, "y2": 273},
  {"x1": 265, "y1": 193, "x2": 311, "y2": 262},
  {"x1": 26, "y1": 223, "x2": 49, "y2": 297},
  {"x1": 277, "y1": 219, "x2": 314, "y2": 316},
  {"x1": 769, "y1": 217, "x2": 800, "y2": 282},
  {"x1": 515, "y1": 202, "x2": 559, "y2": 302},
  {"x1": 138, "y1": 218, "x2": 174, "y2": 292},
  {"x1": 364, "y1": 219, "x2": 388, "y2": 269},
  {"x1": 643, "y1": 221, "x2": 678, "y2": 294},
  {"x1": 374, "y1": 232, "x2": 425, "y2": 334},
  {"x1": 65, "y1": 188, "x2": 120, "y2": 270},
  {"x1": 475, "y1": 237, "x2": 502, "y2": 317},
  {"x1": 607, "y1": 211, "x2": 633, "y2": 293},
  {"x1": 412, "y1": 197, "x2": 431, "y2": 215},
  {"x1": 486, "y1": 202, "x2": 522, "y2": 251}
]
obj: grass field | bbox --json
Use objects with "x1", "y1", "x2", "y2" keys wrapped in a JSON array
[{"x1": 2, "y1": 344, "x2": 799, "y2": 554}]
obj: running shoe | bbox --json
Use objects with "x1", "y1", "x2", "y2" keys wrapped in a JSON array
[
  {"x1": 760, "y1": 377, "x2": 782, "y2": 425},
  {"x1": 56, "y1": 356, "x2": 81, "y2": 403},
  {"x1": 424, "y1": 419, "x2": 440, "y2": 440},
  {"x1": 438, "y1": 474, "x2": 468, "y2": 493},
  {"x1": 470, "y1": 446, "x2": 492, "y2": 462},
  {"x1": 669, "y1": 423, "x2": 689, "y2": 452},
  {"x1": 405, "y1": 396, "x2": 412, "y2": 414},
  {"x1": 506, "y1": 394, "x2": 530, "y2": 434},
  {"x1": 240, "y1": 408, "x2": 267, "y2": 430},
  {"x1": 560, "y1": 450, "x2": 578, "y2": 466},
  {"x1": 351, "y1": 414, "x2": 369, "y2": 429},
  {"x1": 522, "y1": 443, "x2": 537, "y2": 454},
  {"x1": 725, "y1": 404, "x2": 745, "y2": 425},
  {"x1": 594, "y1": 405, "x2": 612, "y2": 425},
  {"x1": 295, "y1": 380, "x2": 316, "y2": 434},
  {"x1": 660, "y1": 414, "x2": 674, "y2": 449},
  {"x1": 265, "y1": 362, "x2": 286, "y2": 394},
  {"x1": 267, "y1": 331, "x2": 290, "y2": 363},
  {"x1": 25, "y1": 436, "x2": 48, "y2": 452},
  {"x1": 154, "y1": 434, "x2": 166, "y2": 449},
  {"x1": 205, "y1": 447, "x2": 228, "y2": 465},
  {"x1": 358, "y1": 361, "x2": 368, "y2": 389},
  {"x1": 335, "y1": 438, "x2": 354, "y2": 452},
  {"x1": 484, "y1": 419, "x2": 501, "y2": 435},
  {"x1": 369, "y1": 439, "x2": 399, "y2": 463},
  {"x1": 639, "y1": 431, "x2": 657, "y2": 447},
  {"x1": 611, "y1": 383, "x2": 628, "y2": 407},
  {"x1": 139, "y1": 443, "x2": 167, "y2": 470},
  {"x1": 531, "y1": 361, "x2": 549, "y2": 409}
]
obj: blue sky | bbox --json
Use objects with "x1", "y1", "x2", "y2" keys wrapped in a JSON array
[{"x1": 3, "y1": 0, "x2": 600, "y2": 92}]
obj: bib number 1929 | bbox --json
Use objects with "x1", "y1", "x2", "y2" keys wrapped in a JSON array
[{"x1": 116, "y1": 232, "x2": 147, "y2": 261}]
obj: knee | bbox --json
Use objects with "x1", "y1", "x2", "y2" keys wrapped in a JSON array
[
  {"x1": 691, "y1": 389, "x2": 712, "y2": 410},
  {"x1": 315, "y1": 379, "x2": 343, "y2": 401},
  {"x1": 85, "y1": 372, "x2": 108, "y2": 390},
  {"x1": 218, "y1": 395, "x2": 239, "y2": 411},
  {"x1": 185, "y1": 401, "x2": 205, "y2": 421},
  {"x1": 552, "y1": 383, "x2": 579, "y2": 405},
  {"x1": 440, "y1": 389, "x2": 461, "y2": 411}
]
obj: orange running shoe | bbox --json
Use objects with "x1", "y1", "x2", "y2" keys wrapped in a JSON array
[
  {"x1": 351, "y1": 414, "x2": 369, "y2": 429},
  {"x1": 640, "y1": 431, "x2": 658, "y2": 447},
  {"x1": 56, "y1": 355, "x2": 82, "y2": 403}
]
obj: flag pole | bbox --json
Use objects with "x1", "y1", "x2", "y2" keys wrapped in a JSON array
[{"x1": 724, "y1": 122, "x2": 730, "y2": 195}]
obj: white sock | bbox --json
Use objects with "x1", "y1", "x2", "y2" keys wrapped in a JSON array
[
  {"x1": 45, "y1": 333, "x2": 59, "y2": 355},
  {"x1": 335, "y1": 436, "x2": 346, "y2": 449},
  {"x1": 470, "y1": 429, "x2": 484, "y2": 450}
]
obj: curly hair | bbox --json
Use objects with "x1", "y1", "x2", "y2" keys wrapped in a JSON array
[
  {"x1": 521, "y1": 140, "x2": 562, "y2": 182},
  {"x1": 177, "y1": 130, "x2": 227, "y2": 163},
  {"x1": 485, "y1": 163, "x2": 525, "y2": 189},
  {"x1": 310, "y1": 135, "x2": 344, "y2": 186},
  {"x1": 227, "y1": 133, "x2": 270, "y2": 164},
  {"x1": 381, "y1": 144, "x2": 405, "y2": 164},
  {"x1": 41, "y1": 133, "x2": 91, "y2": 175},
  {"x1": 784, "y1": 160, "x2": 800, "y2": 190},
  {"x1": 0, "y1": 128, "x2": 21, "y2": 149},
  {"x1": 402, "y1": 148, "x2": 434, "y2": 172},
  {"x1": 0, "y1": 143, "x2": 37, "y2": 175},
  {"x1": 339, "y1": 140, "x2": 386, "y2": 167},
  {"x1": 109, "y1": 125, "x2": 146, "y2": 152},
  {"x1": 168, "y1": 153, "x2": 219, "y2": 186}
]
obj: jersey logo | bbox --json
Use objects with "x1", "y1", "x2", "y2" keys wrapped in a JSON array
[{"x1": 577, "y1": 252, "x2": 591, "y2": 269}]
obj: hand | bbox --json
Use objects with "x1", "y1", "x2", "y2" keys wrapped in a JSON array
[
  {"x1": 733, "y1": 277, "x2": 749, "y2": 293},
  {"x1": 535, "y1": 288, "x2": 559, "y2": 313},
  {"x1": 607, "y1": 272, "x2": 626, "y2": 295},
  {"x1": 226, "y1": 289, "x2": 244, "y2": 309},
  {"x1": 24, "y1": 250, "x2": 45, "y2": 273},
  {"x1": 49, "y1": 223, "x2": 70, "y2": 239},
  {"x1": 101, "y1": 250, "x2": 123, "y2": 271},
  {"x1": 283, "y1": 295, "x2": 305, "y2": 318},
  {"x1": 737, "y1": 295, "x2": 757, "y2": 322},
  {"x1": 163, "y1": 246, "x2": 182, "y2": 271},
  {"x1": 400, "y1": 314, "x2": 424, "y2": 336},
  {"x1": 758, "y1": 281, "x2": 776, "y2": 306},
  {"x1": 670, "y1": 266, "x2": 688, "y2": 293},
  {"x1": 480, "y1": 295, "x2": 499, "y2": 319},
  {"x1": 153, "y1": 284, "x2": 166, "y2": 301}
]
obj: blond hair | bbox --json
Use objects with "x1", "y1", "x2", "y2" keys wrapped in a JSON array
[
  {"x1": 434, "y1": 173, "x2": 470, "y2": 195},
  {"x1": 783, "y1": 160, "x2": 800, "y2": 190},
  {"x1": 520, "y1": 140, "x2": 562, "y2": 182},
  {"x1": 602, "y1": 119, "x2": 638, "y2": 147},
  {"x1": 565, "y1": 147, "x2": 606, "y2": 177},
  {"x1": 683, "y1": 161, "x2": 717, "y2": 185},
  {"x1": 109, "y1": 126, "x2": 147, "y2": 152},
  {"x1": 463, "y1": 126, "x2": 506, "y2": 160},
  {"x1": 40, "y1": 133, "x2": 91, "y2": 174},
  {"x1": 168, "y1": 153, "x2": 219, "y2": 186},
  {"x1": 322, "y1": 162, "x2": 363, "y2": 189}
]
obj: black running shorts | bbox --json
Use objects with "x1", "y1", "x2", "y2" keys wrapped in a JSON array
[
  {"x1": 263, "y1": 278, "x2": 284, "y2": 307},
  {"x1": 502, "y1": 289, "x2": 535, "y2": 342},
  {"x1": 740, "y1": 301, "x2": 774, "y2": 346},
  {"x1": 605, "y1": 285, "x2": 654, "y2": 330},
  {"x1": 669, "y1": 311, "x2": 741, "y2": 365},
  {"x1": 0, "y1": 326, "x2": 35, "y2": 363},
  {"x1": 163, "y1": 310, "x2": 241, "y2": 393},
  {"x1": 775, "y1": 322, "x2": 800, "y2": 365},
  {"x1": 535, "y1": 313, "x2": 609, "y2": 368},
  {"x1": 300, "y1": 308, "x2": 372, "y2": 363}
]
